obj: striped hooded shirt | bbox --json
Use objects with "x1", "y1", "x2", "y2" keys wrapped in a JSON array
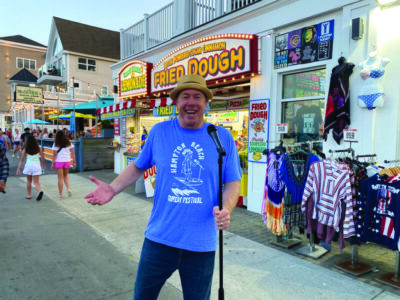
[{"x1": 302, "y1": 159, "x2": 355, "y2": 238}]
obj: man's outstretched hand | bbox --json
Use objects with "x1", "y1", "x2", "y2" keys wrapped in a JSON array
[{"x1": 84, "y1": 176, "x2": 116, "y2": 205}]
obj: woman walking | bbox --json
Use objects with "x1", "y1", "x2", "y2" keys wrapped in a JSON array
[
  {"x1": 16, "y1": 135, "x2": 45, "y2": 201},
  {"x1": 51, "y1": 130, "x2": 76, "y2": 198},
  {"x1": 12, "y1": 128, "x2": 21, "y2": 158}
]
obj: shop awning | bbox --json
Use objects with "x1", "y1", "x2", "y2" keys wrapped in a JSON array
[{"x1": 61, "y1": 97, "x2": 114, "y2": 114}]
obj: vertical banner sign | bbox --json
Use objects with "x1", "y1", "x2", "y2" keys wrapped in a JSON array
[
  {"x1": 143, "y1": 165, "x2": 157, "y2": 198},
  {"x1": 274, "y1": 20, "x2": 334, "y2": 69},
  {"x1": 114, "y1": 118, "x2": 120, "y2": 136},
  {"x1": 248, "y1": 99, "x2": 270, "y2": 163}
]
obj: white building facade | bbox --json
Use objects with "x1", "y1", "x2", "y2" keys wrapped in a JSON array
[{"x1": 110, "y1": 0, "x2": 400, "y2": 213}]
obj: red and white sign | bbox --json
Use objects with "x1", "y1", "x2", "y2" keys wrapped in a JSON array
[
  {"x1": 276, "y1": 123, "x2": 288, "y2": 134},
  {"x1": 151, "y1": 34, "x2": 258, "y2": 94},
  {"x1": 118, "y1": 60, "x2": 152, "y2": 100},
  {"x1": 344, "y1": 129, "x2": 358, "y2": 142}
]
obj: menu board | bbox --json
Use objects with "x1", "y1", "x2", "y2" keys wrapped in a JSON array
[{"x1": 274, "y1": 20, "x2": 334, "y2": 69}]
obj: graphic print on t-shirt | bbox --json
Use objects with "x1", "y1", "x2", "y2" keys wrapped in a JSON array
[
  {"x1": 303, "y1": 113, "x2": 316, "y2": 134},
  {"x1": 168, "y1": 141, "x2": 205, "y2": 204}
]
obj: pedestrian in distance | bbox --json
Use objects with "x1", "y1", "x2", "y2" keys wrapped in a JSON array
[
  {"x1": 85, "y1": 74, "x2": 241, "y2": 300},
  {"x1": 51, "y1": 130, "x2": 76, "y2": 198},
  {"x1": 6, "y1": 128, "x2": 12, "y2": 150},
  {"x1": 0, "y1": 130, "x2": 9, "y2": 151},
  {"x1": 0, "y1": 142, "x2": 10, "y2": 194},
  {"x1": 16, "y1": 135, "x2": 45, "y2": 201},
  {"x1": 20, "y1": 127, "x2": 32, "y2": 150},
  {"x1": 12, "y1": 128, "x2": 21, "y2": 158},
  {"x1": 85, "y1": 129, "x2": 93, "y2": 138}
]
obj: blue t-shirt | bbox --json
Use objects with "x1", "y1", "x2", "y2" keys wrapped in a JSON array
[{"x1": 134, "y1": 119, "x2": 242, "y2": 252}]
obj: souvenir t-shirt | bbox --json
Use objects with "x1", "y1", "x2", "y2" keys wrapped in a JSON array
[
  {"x1": 356, "y1": 174, "x2": 400, "y2": 250},
  {"x1": 134, "y1": 119, "x2": 242, "y2": 252},
  {"x1": 294, "y1": 105, "x2": 322, "y2": 136},
  {"x1": 52, "y1": 144, "x2": 74, "y2": 162}
]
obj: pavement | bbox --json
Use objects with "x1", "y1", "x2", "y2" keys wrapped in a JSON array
[{"x1": 1, "y1": 151, "x2": 400, "y2": 299}]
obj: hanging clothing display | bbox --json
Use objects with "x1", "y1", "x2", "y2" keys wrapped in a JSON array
[
  {"x1": 261, "y1": 152, "x2": 286, "y2": 235},
  {"x1": 323, "y1": 57, "x2": 355, "y2": 144},
  {"x1": 301, "y1": 159, "x2": 356, "y2": 251},
  {"x1": 356, "y1": 173, "x2": 400, "y2": 251},
  {"x1": 279, "y1": 152, "x2": 319, "y2": 227}
]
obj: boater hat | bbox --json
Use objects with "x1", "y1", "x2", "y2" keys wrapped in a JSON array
[{"x1": 169, "y1": 74, "x2": 213, "y2": 101}]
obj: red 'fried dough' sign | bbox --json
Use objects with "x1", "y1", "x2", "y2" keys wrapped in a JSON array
[{"x1": 248, "y1": 99, "x2": 270, "y2": 164}]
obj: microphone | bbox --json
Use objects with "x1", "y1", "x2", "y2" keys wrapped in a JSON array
[{"x1": 207, "y1": 125, "x2": 226, "y2": 156}]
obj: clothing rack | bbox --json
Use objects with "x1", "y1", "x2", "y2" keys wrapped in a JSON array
[
  {"x1": 328, "y1": 148, "x2": 355, "y2": 159},
  {"x1": 327, "y1": 148, "x2": 374, "y2": 275},
  {"x1": 377, "y1": 252, "x2": 400, "y2": 288},
  {"x1": 296, "y1": 231, "x2": 328, "y2": 259},
  {"x1": 356, "y1": 154, "x2": 376, "y2": 160},
  {"x1": 384, "y1": 159, "x2": 400, "y2": 164}
]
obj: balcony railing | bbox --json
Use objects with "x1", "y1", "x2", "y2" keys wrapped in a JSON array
[
  {"x1": 37, "y1": 63, "x2": 63, "y2": 85},
  {"x1": 120, "y1": 0, "x2": 261, "y2": 59}
]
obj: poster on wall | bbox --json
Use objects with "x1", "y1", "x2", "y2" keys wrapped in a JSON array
[
  {"x1": 274, "y1": 19, "x2": 334, "y2": 69},
  {"x1": 248, "y1": 99, "x2": 270, "y2": 164},
  {"x1": 143, "y1": 165, "x2": 157, "y2": 198}
]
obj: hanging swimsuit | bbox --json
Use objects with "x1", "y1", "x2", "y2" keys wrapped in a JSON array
[{"x1": 358, "y1": 69, "x2": 385, "y2": 110}]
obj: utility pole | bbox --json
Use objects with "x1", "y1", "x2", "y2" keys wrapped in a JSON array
[{"x1": 72, "y1": 76, "x2": 76, "y2": 139}]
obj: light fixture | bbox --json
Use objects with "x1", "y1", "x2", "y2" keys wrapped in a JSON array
[{"x1": 376, "y1": 0, "x2": 399, "y2": 6}]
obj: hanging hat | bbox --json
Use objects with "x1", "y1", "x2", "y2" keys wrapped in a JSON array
[{"x1": 169, "y1": 74, "x2": 213, "y2": 101}]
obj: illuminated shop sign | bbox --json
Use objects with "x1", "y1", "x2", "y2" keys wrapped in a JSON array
[
  {"x1": 16, "y1": 86, "x2": 43, "y2": 103},
  {"x1": 101, "y1": 108, "x2": 135, "y2": 120},
  {"x1": 151, "y1": 34, "x2": 258, "y2": 94},
  {"x1": 274, "y1": 20, "x2": 334, "y2": 69},
  {"x1": 118, "y1": 60, "x2": 152, "y2": 99},
  {"x1": 153, "y1": 102, "x2": 210, "y2": 117}
]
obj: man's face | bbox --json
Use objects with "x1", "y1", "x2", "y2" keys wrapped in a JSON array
[{"x1": 176, "y1": 89, "x2": 207, "y2": 129}]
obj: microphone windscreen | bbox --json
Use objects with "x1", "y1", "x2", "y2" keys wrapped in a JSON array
[{"x1": 207, "y1": 124, "x2": 216, "y2": 134}]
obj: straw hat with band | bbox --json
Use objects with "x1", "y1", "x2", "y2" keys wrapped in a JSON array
[{"x1": 169, "y1": 74, "x2": 213, "y2": 101}]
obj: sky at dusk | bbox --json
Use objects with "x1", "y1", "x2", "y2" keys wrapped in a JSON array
[{"x1": 0, "y1": 0, "x2": 172, "y2": 46}]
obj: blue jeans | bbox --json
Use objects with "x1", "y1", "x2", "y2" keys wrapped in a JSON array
[{"x1": 133, "y1": 238, "x2": 216, "y2": 300}]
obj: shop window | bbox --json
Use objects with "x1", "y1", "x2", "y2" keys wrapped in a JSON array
[
  {"x1": 282, "y1": 69, "x2": 326, "y2": 99},
  {"x1": 281, "y1": 69, "x2": 326, "y2": 147},
  {"x1": 78, "y1": 57, "x2": 96, "y2": 71},
  {"x1": 16, "y1": 57, "x2": 36, "y2": 70}
]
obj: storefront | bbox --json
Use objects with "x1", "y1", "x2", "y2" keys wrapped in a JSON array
[
  {"x1": 110, "y1": 34, "x2": 258, "y2": 198},
  {"x1": 110, "y1": 1, "x2": 400, "y2": 211}
]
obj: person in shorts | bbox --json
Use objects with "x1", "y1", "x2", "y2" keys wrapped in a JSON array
[
  {"x1": 12, "y1": 128, "x2": 21, "y2": 158},
  {"x1": 51, "y1": 130, "x2": 76, "y2": 198}
]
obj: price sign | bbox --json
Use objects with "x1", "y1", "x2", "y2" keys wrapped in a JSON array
[
  {"x1": 344, "y1": 129, "x2": 358, "y2": 142},
  {"x1": 276, "y1": 123, "x2": 288, "y2": 134}
]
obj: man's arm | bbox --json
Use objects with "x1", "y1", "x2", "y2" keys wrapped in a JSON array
[
  {"x1": 85, "y1": 162, "x2": 145, "y2": 205},
  {"x1": 110, "y1": 162, "x2": 145, "y2": 194},
  {"x1": 213, "y1": 180, "x2": 240, "y2": 230}
]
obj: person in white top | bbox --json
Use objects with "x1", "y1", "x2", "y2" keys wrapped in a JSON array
[
  {"x1": 16, "y1": 135, "x2": 45, "y2": 201},
  {"x1": 12, "y1": 128, "x2": 22, "y2": 158},
  {"x1": 51, "y1": 130, "x2": 76, "y2": 198}
]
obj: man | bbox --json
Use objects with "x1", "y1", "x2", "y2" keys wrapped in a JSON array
[
  {"x1": 85, "y1": 74, "x2": 241, "y2": 300},
  {"x1": 85, "y1": 129, "x2": 93, "y2": 138},
  {"x1": 0, "y1": 141, "x2": 10, "y2": 193},
  {"x1": 20, "y1": 127, "x2": 32, "y2": 150}
]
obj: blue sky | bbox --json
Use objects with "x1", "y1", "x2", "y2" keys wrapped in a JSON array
[{"x1": 0, "y1": 0, "x2": 172, "y2": 46}]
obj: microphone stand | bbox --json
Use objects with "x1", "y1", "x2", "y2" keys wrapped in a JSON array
[{"x1": 218, "y1": 150, "x2": 226, "y2": 300}]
